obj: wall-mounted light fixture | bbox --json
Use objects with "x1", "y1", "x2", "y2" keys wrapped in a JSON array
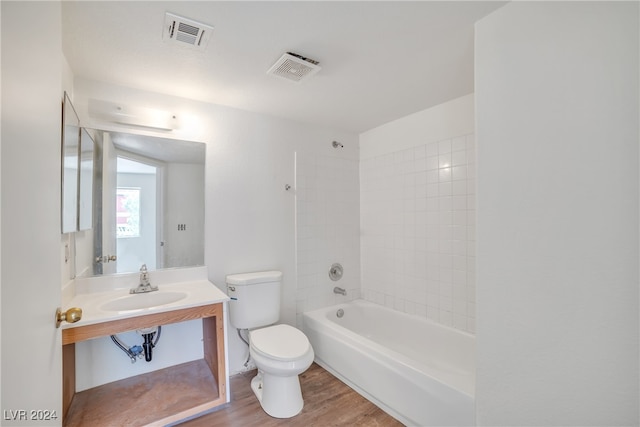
[{"x1": 88, "y1": 99, "x2": 180, "y2": 131}]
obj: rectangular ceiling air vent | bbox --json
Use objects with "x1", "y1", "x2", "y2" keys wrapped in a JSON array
[
  {"x1": 163, "y1": 12, "x2": 213, "y2": 50},
  {"x1": 267, "y1": 52, "x2": 321, "y2": 84}
]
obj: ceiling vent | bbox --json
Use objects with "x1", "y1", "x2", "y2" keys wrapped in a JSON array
[
  {"x1": 163, "y1": 12, "x2": 213, "y2": 50},
  {"x1": 267, "y1": 52, "x2": 321, "y2": 84}
]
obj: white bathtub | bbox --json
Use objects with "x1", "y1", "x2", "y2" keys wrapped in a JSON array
[{"x1": 303, "y1": 299, "x2": 475, "y2": 426}]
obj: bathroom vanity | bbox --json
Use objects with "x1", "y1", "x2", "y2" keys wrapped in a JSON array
[{"x1": 60, "y1": 267, "x2": 229, "y2": 426}]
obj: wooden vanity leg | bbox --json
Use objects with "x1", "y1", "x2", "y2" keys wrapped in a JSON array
[
  {"x1": 203, "y1": 311, "x2": 226, "y2": 404},
  {"x1": 62, "y1": 343, "x2": 76, "y2": 424}
]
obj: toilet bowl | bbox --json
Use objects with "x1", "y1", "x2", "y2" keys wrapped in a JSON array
[
  {"x1": 249, "y1": 324, "x2": 315, "y2": 418},
  {"x1": 226, "y1": 270, "x2": 315, "y2": 418}
]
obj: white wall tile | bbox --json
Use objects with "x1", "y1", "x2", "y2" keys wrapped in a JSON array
[
  {"x1": 439, "y1": 153, "x2": 452, "y2": 168},
  {"x1": 452, "y1": 136, "x2": 467, "y2": 153},
  {"x1": 298, "y1": 132, "x2": 476, "y2": 334},
  {"x1": 360, "y1": 134, "x2": 476, "y2": 333},
  {"x1": 439, "y1": 139, "x2": 452, "y2": 154}
]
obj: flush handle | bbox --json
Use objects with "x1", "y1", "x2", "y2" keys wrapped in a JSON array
[{"x1": 55, "y1": 307, "x2": 82, "y2": 328}]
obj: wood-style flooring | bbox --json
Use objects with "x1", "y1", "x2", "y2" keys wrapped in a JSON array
[
  {"x1": 65, "y1": 360, "x2": 220, "y2": 427},
  {"x1": 176, "y1": 363, "x2": 404, "y2": 427}
]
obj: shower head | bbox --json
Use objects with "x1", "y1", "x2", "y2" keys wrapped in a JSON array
[{"x1": 332, "y1": 140, "x2": 344, "y2": 148}]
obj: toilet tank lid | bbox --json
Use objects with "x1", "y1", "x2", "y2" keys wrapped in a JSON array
[{"x1": 226, "y1": 270, "x2": 282, "y2": 285}]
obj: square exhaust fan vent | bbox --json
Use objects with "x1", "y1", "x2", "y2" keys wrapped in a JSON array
[
  {"x1": 267, "y1": 52, "x2": 321, "y2": 83},
  {"x1": 163, "y1": 12, "x2": 213, "y2": 50}
]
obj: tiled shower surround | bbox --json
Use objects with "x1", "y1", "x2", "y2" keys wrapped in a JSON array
[
  {"x1": 296, "y1": 134, "x2": 475, "y2": 333},
  {"x1": 360, "y1": 134, "x2": 476, "y2": 333}
]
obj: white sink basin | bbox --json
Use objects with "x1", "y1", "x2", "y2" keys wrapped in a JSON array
[{"x1": 100, "y1": 291, "x2": 188, "y2": 312}]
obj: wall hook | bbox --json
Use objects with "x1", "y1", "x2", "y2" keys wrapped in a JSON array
[
  {"x1": 285, "y1": 184, "x2": 291, "y2": 191},
  {"x1": 332, "y1": 140, "x2": 344, "y2": 148}
]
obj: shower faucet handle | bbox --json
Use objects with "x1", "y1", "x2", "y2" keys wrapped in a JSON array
[{"x1": 329, "y1": 263, "x2": 343, "y2": 281}]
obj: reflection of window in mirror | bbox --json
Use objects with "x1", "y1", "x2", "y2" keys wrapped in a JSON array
[
  {"x1": 116, "y1": 188, "x2": 140, "y2": 238},
  {"x1": 116, "y1": 155, "x2": 159, "y2": 274}
]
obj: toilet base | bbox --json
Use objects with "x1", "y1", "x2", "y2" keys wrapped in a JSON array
[{"x1": 251, "y1": 370, "x2": 304, "y2": 418}]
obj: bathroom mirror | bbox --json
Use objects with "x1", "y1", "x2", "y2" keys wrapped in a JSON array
[
  {"x1": 61, "y1": 92, "x2": 80, "y2": 233},
  {"x1": 75, "y1": 130, "x2": 205, "y2": 277}
]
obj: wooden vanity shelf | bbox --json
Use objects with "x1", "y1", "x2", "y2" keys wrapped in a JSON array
[{"x1": 62, "y1": 303, "x2": 227, "y2": 427}]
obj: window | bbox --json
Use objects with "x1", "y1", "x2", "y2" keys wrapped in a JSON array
[{"x1": 116, "y1": 187, "x2": 140, "y2": 238}]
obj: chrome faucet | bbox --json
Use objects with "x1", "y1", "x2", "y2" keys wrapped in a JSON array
[
  {"x1": 130, "y1": 264, "x2": 158, "y2": 294},
  {"x1": 333, "y1": 286, "x2": 347, "y2": 296}
]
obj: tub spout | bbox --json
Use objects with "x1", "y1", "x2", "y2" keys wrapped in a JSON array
[{"x1": 333, "y1": 286, "x2": 346, "y2": 296}]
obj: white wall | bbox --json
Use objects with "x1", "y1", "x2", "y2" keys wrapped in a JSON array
[
  {"x1": 475, "y1": 2, "x2": 639, "y2": 425},
  {"x1": 359, "y1": 94, "x2": 476, "y2": 332},
  {"x1": 1, "y1": 0, "x2": 64, "y2": 418},
  {"x1": 1, "y1": 3, "x2": 3, "y2": 410},
  {"x1": 204, "y1": 97, "x2": 359, "y2": 373},
  {"x1": 75, "y1": 320, "x2": 203, "y2": 391},
  {"x1": 71, "y1": 78, "x2": 358, "y2": 377},
  {"x1": 0, "y1": 2, "x2": 3, "y2": 409},
  {"x1": 360, "y1": 94, "x2": 474, "y2": 160}
]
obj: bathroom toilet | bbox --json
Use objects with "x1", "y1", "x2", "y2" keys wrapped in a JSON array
[{"x1": 226, "y1": 271, "x2": 314, "y2": 418}]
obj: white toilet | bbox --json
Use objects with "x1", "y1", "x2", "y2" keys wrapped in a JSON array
[{"x1": 226, "y1": 270, "x2": 314, "y2": 418}]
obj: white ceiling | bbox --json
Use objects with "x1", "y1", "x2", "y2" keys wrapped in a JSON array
[{"x1": 62, "y1": 1, "x2": 505, "y2": 134}]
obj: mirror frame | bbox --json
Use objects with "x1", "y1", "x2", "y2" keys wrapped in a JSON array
[{"x1": 61, "y1": 92, "x2": 81, "y2": 233}]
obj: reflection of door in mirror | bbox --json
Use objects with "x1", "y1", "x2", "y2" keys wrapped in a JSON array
[
  {"x1": 95, "y1": 132, "x2": 118, "y2": 275},
  {"x1": 79, "y1": 128, "x2": 95, "y2": 230}
]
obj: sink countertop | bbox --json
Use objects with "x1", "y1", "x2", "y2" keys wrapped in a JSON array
[{"x1": 62, "y1": 279, "x2": 229, "y2": 329}]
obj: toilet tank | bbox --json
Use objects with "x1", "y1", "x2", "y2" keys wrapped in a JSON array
[{"x1": 226, "y1": 270, "x2": 282, "y2": 329}]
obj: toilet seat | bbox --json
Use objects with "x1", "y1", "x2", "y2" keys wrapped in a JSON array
[{"x1": 250, "y1": 324, "x2": 310, "y2": 361}]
